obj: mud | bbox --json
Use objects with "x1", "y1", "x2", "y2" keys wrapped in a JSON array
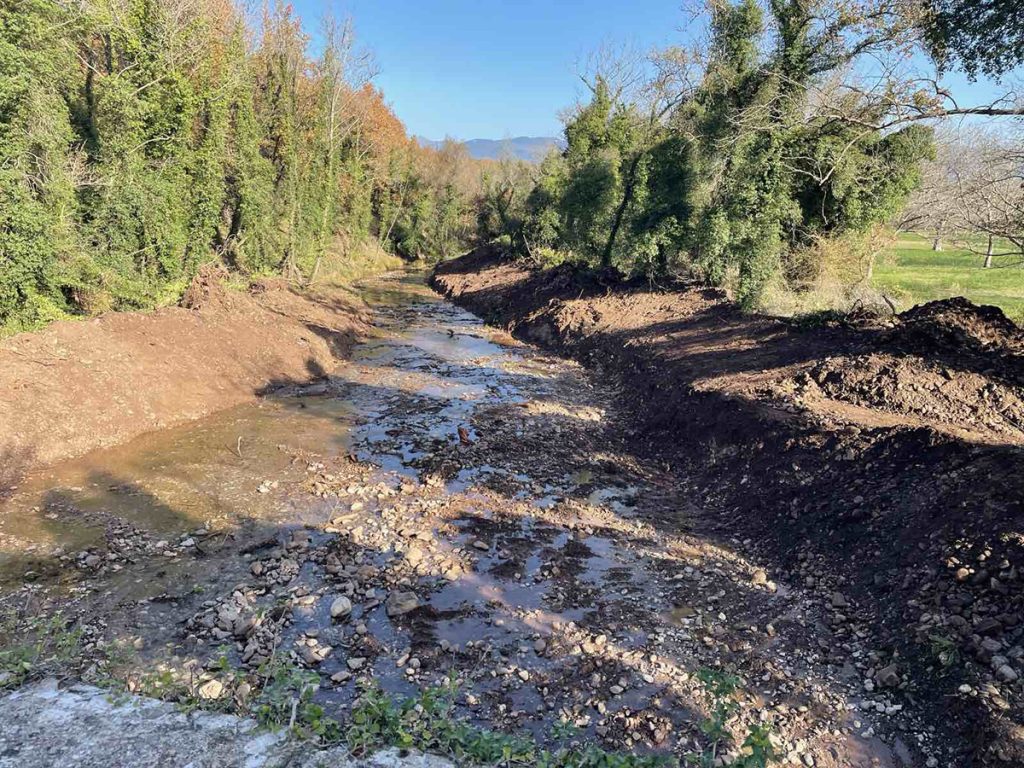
[
  {"x1": 0, "y1": 276, "x2": 369, "y2": 483},
  {"x1": 432, "y1": 248, "x2": 1024, "y2": 767},
  {"x1": 0, "y1": 270, "x2": 1018, "y2": 767}
]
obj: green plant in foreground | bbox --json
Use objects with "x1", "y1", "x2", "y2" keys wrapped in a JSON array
[
  {"x1": 0, "y1": 609, "x2": 775, "y2": 768},
  {"x1": 0, "y1": 610, "x2": 83, "y2": 688},
  {"x1": 689, "y1": 669, "x2": 776, "y2": 768},
  {"x1": 928, "y1": 634, "x2": 962, "y2": 669},
  {"x1": 347, "y1": 675, "x2": 674, "y2": 768},
  {"x1": 253, "y1": 656, "x2": 342, "y2": 744}
]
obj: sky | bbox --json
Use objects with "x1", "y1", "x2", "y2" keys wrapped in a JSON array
[
  {"x1": 291, "y1": 0, "x2": 1018, "y2": 142},
  {"x1": 293, "y1": 0, "x2": 689, "y2": 140}
]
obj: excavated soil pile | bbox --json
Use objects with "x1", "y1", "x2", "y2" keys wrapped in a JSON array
[
  {"x1": 432, "y1": 246, "x2": 1024, "y2": 766},
  {"x1": 0, "y1": 275, "x2": 369, "y2": 486}
]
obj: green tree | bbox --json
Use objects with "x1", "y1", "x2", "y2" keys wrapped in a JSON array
[{"x1": 924, "y1": 0, "x2": 1024, "y2": 78}]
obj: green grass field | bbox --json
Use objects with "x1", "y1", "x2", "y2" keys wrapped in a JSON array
[{"x1": 873, "y1": 233, "x2": 1024, "y2": 323}]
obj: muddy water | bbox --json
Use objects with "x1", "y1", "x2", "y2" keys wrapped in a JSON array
[
  {"x1": 0, "y1": 273, "x2": 904, "y2": 766},
  {"x1": 0, "y1": 275, "x2": 529, "y2": 574}
]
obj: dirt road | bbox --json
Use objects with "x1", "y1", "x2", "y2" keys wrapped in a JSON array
[{"x1": 0, "y1": 273, "x2": 1002, "y2": 767}]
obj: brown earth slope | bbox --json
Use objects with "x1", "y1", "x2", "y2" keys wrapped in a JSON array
[
  {"x1": 0, "y1": 275, "x2": 369, "y2": 488},
  {"x1": 432, "y1": 246, "x2": 1024, "y2": 767}
]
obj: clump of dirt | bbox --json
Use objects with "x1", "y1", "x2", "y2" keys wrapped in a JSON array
[
  {"x1": 884, "y1": 298, "x2": 1024, "y2": 390},
  {"x1": 0, "y1": 279, "x2": 370, "y2": 484},
  {"x1": 432, "y1": 247, "x2": 1024, "y2": 767},
  {"x1": 895, "y1": 297, "x2": 1024, "y2": 358},
  {"x1": 180, "y1": 264, "x2": 232, "y2": 310},
  {"x1": 798, "y1": 353, "x2": 1024, "y2": 437}
]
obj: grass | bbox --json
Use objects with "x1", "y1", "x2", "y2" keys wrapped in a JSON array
[
  {"x1": 873, "y1": 233, "x2": 1024, "y2": 323},
  {"x1": 0, "y1": 610, "x2": 778, "y2": 768},
  {"x1": 0, "y1": 611, "x2": 83, "y2": 688},
  {"x1": 346, "y1": 671, "x2": 775, "y2": 768}
]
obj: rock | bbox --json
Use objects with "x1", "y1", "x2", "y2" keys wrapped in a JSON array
[
  {"x1": 347, "y1": 657, "x2": 367, "y2": 671},
  {"x1": 231, "y1": 616, "x2": 255, "y2": 638},
  {"x1": 534, "y1": 639, "x2": 547, "y2": 654},
  {"x1": 981, "y1": 637, "x2": 1003, "y2": 654},
  {"x1": 386, "y1": 591, "x2": 420, "y2": 617},
  {"x1": 996, "y1": 664, "x2": 1018, "y2": 682},
  {"x1": 84, "y1": 555, "x2": 102, "y2": 569},
  {"x1": 751, "y1": 569, "x2": 768, "y2": 585},
  {"x1": 216, "y1": 608, "x2": 239, "y2": 632},
  {"x1": 976, "y1": 617, "x2": 1002, "y2": 636},
  {"x1": 298, "y1": 644, "x2": 331, "y2": 666},
  {"x1": 830, "y1": 592, "x2": 849, "y2": 609},
  {"x1": 406, "y1": 547, "x2": 425, "y2": 566},
  {"x1": 330, "y1": 596, "x2": 353, "y2": 620},
  {"x1": 472, "y1": 540, "x2": 490, "y2": 551},
  {"x1": 876, "y1": 664, "x2": 900, "y2": 688},
  {"x1": 197, "y1": 679, "x2": 224, "y2": 700},
  {"x1": 0, "y1": 682, "x2": 464, "y2": 767}
]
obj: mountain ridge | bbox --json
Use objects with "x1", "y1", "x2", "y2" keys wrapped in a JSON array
[{"x1": 416, "y1": 135, "x2": 564, "y2": 162}]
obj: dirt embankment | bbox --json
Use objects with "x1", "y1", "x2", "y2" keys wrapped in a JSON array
[
  {"x1": 432, "y1": 246, "x2": 1024, "y2": 766},
  {"x1": 0, "y1": 275, "x2": 369, "y2": 487}
]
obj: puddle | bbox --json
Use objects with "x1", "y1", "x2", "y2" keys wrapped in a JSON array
[
  {"x1": 0, "y1": 272, "x2": 905, "y2": 765},
  {"x1": 0, "y1": 275, "x2": 540, "y2": 581},
  {"x1": 0, "y1": 398, "x2": 358, "y2": 579}
]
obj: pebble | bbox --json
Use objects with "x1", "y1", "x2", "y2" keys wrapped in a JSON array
[
  {"x1": 386, "y1": 591, "x2": 420, "y2": 617},
  {"x1": 330, "y1": 596, "x2": 353, "y2": 620},
  {"x1": 197, "y1": 679, "x2": 224, "y2": 700}
]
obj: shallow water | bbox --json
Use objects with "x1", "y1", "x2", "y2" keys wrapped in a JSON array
[
  {"x1": 0, "y1": 274, "x2": 537, "y2": 576},
  {"x1": 0, "y1": 272, "x2": 904, "y2": 766}
]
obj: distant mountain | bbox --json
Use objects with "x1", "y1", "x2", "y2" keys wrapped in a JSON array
[{"x1": 416, "y1": 136, "x2": 564, "y2": 162}]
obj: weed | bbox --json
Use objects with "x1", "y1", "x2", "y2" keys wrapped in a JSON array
[
  {"x1": 252, "y1": 656, "x2": 342, "y2": 744},
  {"x1": 689, "y1": 669, "x2": 776, "y2": 768},
  {"x1": 928, "y1": 634, "x2": 962, "y2": 669},
  {"x1": 348, "y1": 675, "x2": 673, "y2": 768},
  {"x1": 0, "y1": 610, "x2": 83, "y2": 688}
]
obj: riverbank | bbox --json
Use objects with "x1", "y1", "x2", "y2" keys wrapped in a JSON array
[
  {"x1": 0, "y1": 274, "x2": 370, "y2": 488},
  {"x1": 431, "y1": 246, "x2": 1024, "y2": 766},
  {"x1": 0, "y1": 274, "x2": 931, "y2": 768}
]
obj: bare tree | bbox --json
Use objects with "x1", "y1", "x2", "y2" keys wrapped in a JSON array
[
  {"x1": 952, "y1": 132, "x2": 1024, "y2": 267},
  {"x1": 898, "y1": 126, "x2": 969, "y2": 250}
]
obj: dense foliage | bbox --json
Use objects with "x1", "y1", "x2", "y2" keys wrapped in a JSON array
[
  {"x1": 924, "y1": 0, "x2": 1024, "y2": 78},
  {"x1": 0, "y1": 0, "x2": 479, "y2": 332},
  {"x1": 480, "y1": 0, "x2": 937, "y2": 307}
]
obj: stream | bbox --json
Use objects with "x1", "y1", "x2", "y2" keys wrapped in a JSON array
[{"x1": 0, "y1": 274, "x2": 899, "y2": 765}]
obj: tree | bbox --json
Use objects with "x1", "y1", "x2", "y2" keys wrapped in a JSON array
[
  {"x1": 0, "y1": 0, "x2": 480, "y2": 331},
  {"x1": 952, "y1": 133, "x2": 1024, "y2": 267},
  {"x1": 923, "y1": 0, "x2": 1024, "y2": 79},
  {"x1": 497, "y1": 0, "x2": 956, "y2": 305},
  {"x1": 898, "y1": 132, "x2": 966, "y2": 251}
]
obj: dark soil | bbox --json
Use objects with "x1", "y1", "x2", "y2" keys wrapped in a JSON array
[{"x1": 432, "y1": 246, "x2": 1024, "y2": 767}]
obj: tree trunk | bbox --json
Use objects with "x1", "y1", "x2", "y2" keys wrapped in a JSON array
[
  {"x1": 984, "y1": 234, "x2": 994, "y2": 268},
  {"x1": 601, "y1": 153, "x2": 643, "y2": 269}
]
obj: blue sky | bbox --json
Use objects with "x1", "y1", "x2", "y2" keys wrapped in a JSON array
[
  {"x1": 291, "y1": 1, "x2": 1017, "y2": 141},
  {"x1": 293, "y1": 0, "x2": 688, "y2": 140}
]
